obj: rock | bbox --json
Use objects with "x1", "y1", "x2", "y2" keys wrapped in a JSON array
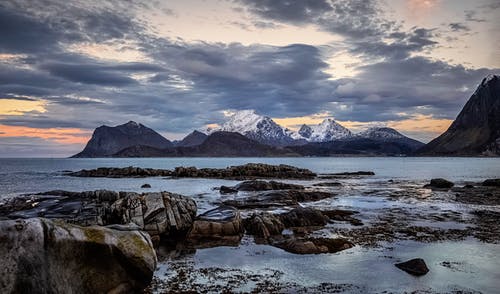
[
  {"x1": 68, "y1": 166, "x2": 172, "y2": 178},
  {"x1": 219, "y1": 186, "x2": 238, "y2": 194},
  {"x1": 424, "y1": 178, "x2": 454, "y2": 189},
  {"x1": 395, "y1": 258, "x2": 429, "y2": 276},
  {"x1": 483, "y1": 179, "x2": 500, "y2": 187},
  {"x1": 464, "y1": 184, "x2": 474, "y2": 188},
  {"x1": 222, "y1": 190, "x2": 335, "y2": 209},
  {"x1": 318, "y1": 171, "x2": 374, "y2": 179},
  {"x1": 0, "y1": 218, "x2": 156, "y2": 293},
  {"x1": 187, "y1": 206, "x2": 244, "y2": 248},
  {"x1": 141, "y1": 183, "x2": 152, "y2": 188},
  {"x1": 273, "y1": 237, "x2": 354, "y2": 254},
  {"x1": 312, "y1": 182, "x2": 342, "y2": 187},
  {"x1": 0, "y1": 190, "x2": 198, "y2": 240},
  {"x1": 321, "y1": 209, "x2": 363, "y2": 226},
  {"x1": 280, "y1": 207, "x2": 328, "y2": 228},
  {"x1": 243, "y1": 213, "x2": 285, "y2": 239},
  {"x1": 139, "y1": 192, "x2": 197, "y2": 238},
  {"x1": 234, "y1": 180, "x2": 305, "y2": 191},
  {"x1": 69, "y1": 163, "x2": 316, "y2": 180}
]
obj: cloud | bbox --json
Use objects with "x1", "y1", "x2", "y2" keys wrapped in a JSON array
[
  {"x1": 449, "y1": 22, "x2": 470, "y2": 32},
  {"x1": 0, "y1": 0, "x2": 498, "y2": 157}
]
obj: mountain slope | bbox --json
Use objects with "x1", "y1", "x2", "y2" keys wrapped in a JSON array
[
  {"x1": 307, "y1": 118, "x2": 352, "y2": 142},
  {"x1": 176, "y1": 130, "x2": 208, "y2": 147},
  {"x1": 114, "y1": 132, "x2": 297, "y2": 157},
  {"x1": 208, "y1": 110, "x2": 296, "y2": 146},
  {"x1": 418, "y1": 74, "x2": 500, "y2": 156},
  {"x1": 357, "y1": 127, "x2": 424, "y2": 150},
  {"x1": 72, "y1": 121, "x2": 173, "y2": 157}
]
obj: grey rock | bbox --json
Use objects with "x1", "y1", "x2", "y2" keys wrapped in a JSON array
[{"x1": 0, "y1": 218, "x2": 156, "y2": 293}]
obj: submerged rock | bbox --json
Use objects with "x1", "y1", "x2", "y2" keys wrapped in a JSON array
[
  {"x1": 187, "y1": 206, "x2": 244, "y2": 248},
  {"x1": 424, "y1": 178, "x2": 454, "y2": 189},
  {"x1": 321, "y1": 209, "x2": 363, "y2": 226},
  {"x1": 312, "y1": 182, "x2": 342, "y2": 187},
  {"x1": 141, "y1": 183, "x2": 152, "y2": 188},
  {"x1": 395, "y1": 258, "x2": 429, "y2": 276},
  {"x1": 0, "y1": 218, "x2": 157, "y2": 293},
  {"x1": 233, "y1": 180, "x2": 305, "y2": 191}
]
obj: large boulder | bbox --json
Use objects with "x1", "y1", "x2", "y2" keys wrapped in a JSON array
[
  {"x1": 280, "y1": 207, "x2": 328, "y2": 228},
  {"x1": 0, "y1": 218, "x2": 157, "y2": 293},
  {"x1": 424, "y1": 178, "x2": 454, "y2": 189},
  {"x1": 244, "y1": 212, "x2": 285, "y2": 239},
  {"x1": 395, "y1": 258, "x2": 429, "y2": 276},
  {"x1": 186, "y1": 206, "x2": 244, "y2": 248}
]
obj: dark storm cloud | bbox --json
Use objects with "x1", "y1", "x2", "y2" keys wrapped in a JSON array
[
  {"x1": 239, "y1": 0, "x2": 390, "y2": 39},
  {"x1": 331, "y1": 57, "x2": 495, "y2": 121},
  {"x1": 449, "y1": 23, "x2": 470, "y2": 32}
]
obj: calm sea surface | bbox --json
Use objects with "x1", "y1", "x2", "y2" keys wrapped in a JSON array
[{"x1": 1, "y1": 157, "x2": 499, "y2": 199}]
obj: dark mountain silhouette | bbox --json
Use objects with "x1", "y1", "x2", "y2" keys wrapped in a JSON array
[
  {"x1": 175, "y1": 130, "x2": 208, "y2": 147},
  {"x1": 114, "y1": 132, "x2": 297, "y2": 157},
  {"x1": 418, "y1": 75, "x2": 500, "y2": 156},
  {"x1": 72, "y1": 121, "x2": 172, "y2": 157}
]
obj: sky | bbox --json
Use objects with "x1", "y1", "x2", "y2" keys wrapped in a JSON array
[{"x1": 0, "y1": 0, "x2": 499, "y2": 157}]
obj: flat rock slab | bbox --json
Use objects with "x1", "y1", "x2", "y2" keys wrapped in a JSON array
[
  {"x1": 234, "y1": 180, "x2": 305, "y2": 191},
  {"x1": 395, "y1": 258, "x2": 429, "y2": 276},
  {"x1": 222, "y1": 190, "x2": 335, "y2": 209}
]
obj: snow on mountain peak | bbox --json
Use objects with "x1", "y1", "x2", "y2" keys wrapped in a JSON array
[
  {"x1": 357, "y1": 127, "x2": 405, "y2": 139},
  {"x1": 306, "y1": 118, "x2": 352, "y2": 142},
  {"x1": 208, "y1": 109, "x2": 296, "y2": 145}
]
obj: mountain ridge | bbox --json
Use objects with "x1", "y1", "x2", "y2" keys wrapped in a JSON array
[{"x1": 418, "y1": 74, "x2": 500, "y2": 156}]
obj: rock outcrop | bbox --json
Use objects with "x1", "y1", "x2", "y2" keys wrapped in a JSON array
[
  {"x1": 0, "y1": 190, "x2": 197, "y2": 240},
  {"x1": 418, "y1": 75, "x2": 500, "y2": 156},
  {"x1": 68, "y1": 163, "x2": 316, "y2": 180},
  {"x1": 0, "y1": 218, "x2": 157, "y2": 293}
]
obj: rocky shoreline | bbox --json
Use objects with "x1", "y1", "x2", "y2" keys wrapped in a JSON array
[{"x1": 1, "y1": 163, "x2": 499, "y2": 293}]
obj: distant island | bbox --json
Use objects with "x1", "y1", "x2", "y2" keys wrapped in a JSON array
[{"x1": 72, "y1": 75, "x2": 499, "y2": 158}]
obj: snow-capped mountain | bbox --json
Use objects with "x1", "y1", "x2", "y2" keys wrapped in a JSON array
[
  {"x1": 304, "y1": 118, "x2": 352, "y2": 142},
  {"x1": 356, "y1": 127, "x2": 407, "y2": 140},
  {"x1": 356, "y1": 127, "x2": 424, "y2": 150},
  {"x1": 207, "y1": 110, "x2": 296, "y2": 146}
]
